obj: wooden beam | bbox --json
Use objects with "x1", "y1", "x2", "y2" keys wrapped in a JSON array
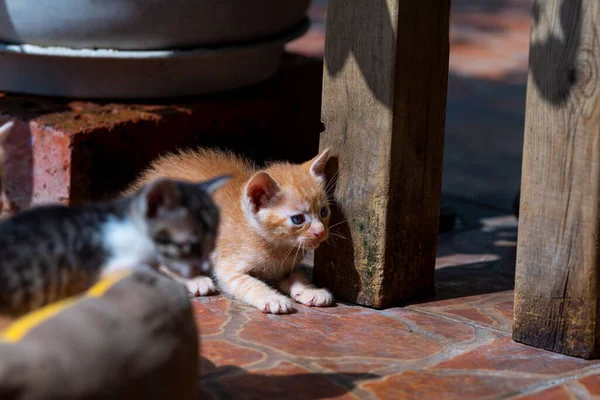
[
  {"x1": 513, "y1": 0, "x2": 600, "y2": 359},
  {"x1": 314, "y1": 0, "x2": 450, "y2": 308}
]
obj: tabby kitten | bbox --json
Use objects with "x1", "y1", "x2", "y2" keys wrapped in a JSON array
[
  {"x1": 126, "y1": 148, "x2": 333, "y2": 314},
  {"x1": 0, "y1": 175, "x2": 229, "y2": 316}
]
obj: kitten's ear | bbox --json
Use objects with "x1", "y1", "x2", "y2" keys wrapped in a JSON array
[
  {"x1": 142, "y1": 178, "x2": 181, "y2": 218},
  {"x1": 0, "y1": 121, "x2": 14, "y2": 144},
  {"x1": 306, "y1": 148, "x2": 330, "y2": 179},
  {"x1": 246, "y1": 171, "x2": 280, "y2": 213},
  {"x1": 200, "y1": 174, "x2": 232, "y2": 194}
]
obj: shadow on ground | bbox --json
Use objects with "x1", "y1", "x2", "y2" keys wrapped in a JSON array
[{"x1": 198, "y1": 357, "x2": 378, "y2": 399}]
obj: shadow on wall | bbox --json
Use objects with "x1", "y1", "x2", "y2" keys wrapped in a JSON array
[
  {"x1": 528, "y1": 0, "x2": 582, "y2": 105},
  {"x1": 198, "y1": 357, "x2": 378, "y2": 399},
  {"x1": 322, "y1": 0, "x2": 532, "y2": 105},
  {"x1": 323, "y1": 0, "x2": 395, "y2": 108}
]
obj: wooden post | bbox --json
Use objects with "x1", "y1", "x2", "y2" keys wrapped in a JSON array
[
  {"x1": 314, "y1": 0, "x2": 450, "y2": 308},
  {"x1": 513, "y1": 0, "x2": 600, "y2": 359}
]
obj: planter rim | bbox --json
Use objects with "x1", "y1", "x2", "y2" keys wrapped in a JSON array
[
  {"x1": 0, "y1": 19, "x2": 309, "y2": 60},
  {"x1": 0, "y1": 19, "x2": 310, "y2": 98}
]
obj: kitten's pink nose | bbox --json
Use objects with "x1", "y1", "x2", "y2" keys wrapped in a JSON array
[
  {"x1": 311, "y1": 228, "x2": 325, "y2": 241},
  {"x1": 309, "y1": 222, "x2": 326, "y2": 246}
]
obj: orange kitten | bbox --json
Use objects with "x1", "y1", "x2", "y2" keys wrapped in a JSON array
[{"x1": 125, "y1": 148, "x2": 334, "y2": 314}]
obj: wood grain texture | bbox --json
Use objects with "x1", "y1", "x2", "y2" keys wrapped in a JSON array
[
  {"x1": 314, "y1": 0, "x2": 450, "y2": 308},
  {"x1": 513, "y1": 0, "x2": 600, "y2": 359}
]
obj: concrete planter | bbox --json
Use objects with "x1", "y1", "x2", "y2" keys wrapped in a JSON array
[
  {"x1": 0, "y1": 0, "x2": 311, "y2": 50},
  {"x1": 0, "y1": 0, "x2": 311, "y2": 98},
  {"x1": 0, "y1": 20, "x2": 308, "y2": 98}
]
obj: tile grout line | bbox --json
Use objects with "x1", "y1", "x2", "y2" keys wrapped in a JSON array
[
  {"x1": 400, "y1": 306, "x2": 511, "y2": 336},
  {"x1": 496, "y1": 364, "x2": 600, "y2": 399}
]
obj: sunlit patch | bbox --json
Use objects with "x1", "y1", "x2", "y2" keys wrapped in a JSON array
[
  {"x1": 479, "y1": 215, "x2": 518, "y2": 232},
  {"x1": 435, "y1": 253, "x2": 501, "y2": 269},
  {"x1": 493, "y1": 240, "x2": 517, "y2": 247},
  {"x1": 496, "y1": 231, "x2": 517, "y2": 239}
]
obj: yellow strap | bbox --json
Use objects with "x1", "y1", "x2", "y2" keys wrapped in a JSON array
[
  {"x1": 87, "y1": 269, "x2": 132, "y2": 298},
  {"x1": 1, "y1": 269, "x2": 132, "y2": 343}
]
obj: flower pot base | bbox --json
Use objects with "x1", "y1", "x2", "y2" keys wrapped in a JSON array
[{"x1": 0, "y1": 20, "x2": 308, "y2": 99}]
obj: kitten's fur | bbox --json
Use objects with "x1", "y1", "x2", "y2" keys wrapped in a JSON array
[
  {"x1": 0, "y1": 176, "x2": 229, "y2": 316},
  {"x1": 126, "y1": 148, "x2": 334, "y2": 314}
]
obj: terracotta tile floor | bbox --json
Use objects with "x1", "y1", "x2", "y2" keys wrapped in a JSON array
[
  {"x1": 194, "y1": 200, "x2": 600, "y2": 399},
  {"x1": 193, "y1": 1, "x2": 600, "y2": 399},
  {"x1": 0, "y1": 1, "x2": 594, "y2": 398}
]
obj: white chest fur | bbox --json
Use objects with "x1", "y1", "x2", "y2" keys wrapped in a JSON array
[{"x1": 102, "y1": 217, "x2": 158, "y2": 274}]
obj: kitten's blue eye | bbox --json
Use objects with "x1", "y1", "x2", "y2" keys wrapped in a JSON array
[
  {"x1": 290, "y1": 214, "x2": 305, "y2": 225},
  {"x1": 320, "y1": 207, "x2": 329, "y2": 218}
]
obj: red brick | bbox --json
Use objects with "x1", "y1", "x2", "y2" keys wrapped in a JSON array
[{"x1": 0, "y1": 53, "x2": 323, "y2": 211}]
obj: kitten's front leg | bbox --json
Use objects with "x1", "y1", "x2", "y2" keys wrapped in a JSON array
[
  {"x1": 215, "y1": 266, "x2": 294, "y2": 314},
  {"x1": 279, "y1": 269, "x2": 334, "y2": 307},
  {"x1": 159, "y1": 266, "x2": 218, "y2": 297}
]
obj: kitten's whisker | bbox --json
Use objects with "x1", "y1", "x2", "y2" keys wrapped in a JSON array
[
  {"x1": 291, "y1": 244, "x2": 302, "y2": 271},
  {"x1": 280, "y1": 245, "x2": 295, "y2": 273},
  {"x1": 325, "y1": 239, "x2": 337, "y2": 251},
  {"x1": 329, "y1": 232, "x2": 349, "y2": 241},
  {"x1": 330, "y1": 229, "x2": 346, "y2": 236},
  {"x1": 328, "y1": 220, "x2": 347, "y2": 230},
  {"x1": 289, "y1": 243, "x2": 304, "y2": 276},
  {"x1": 325, "y1": 170, "x2": 339, "y2": 193}
]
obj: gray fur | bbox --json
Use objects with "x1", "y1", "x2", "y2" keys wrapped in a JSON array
[{"x1": 0, "y1": 175, "x2": 230, "y2": 316}]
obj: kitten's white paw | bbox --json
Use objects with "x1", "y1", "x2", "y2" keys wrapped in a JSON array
[
  {"x1": 185, "y1": 276, "x2": 218, "y2": 297},
  {"x1": 256, "y1": 294, "x2": 295, "y2": 314},
  {"x1": 293, "y1": 288, "x2": 333, "y2": 307}
]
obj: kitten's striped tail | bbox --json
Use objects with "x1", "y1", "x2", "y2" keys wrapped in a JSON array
[{"x1": 0, "y1": 266, "x2": 98, "y2": 318}]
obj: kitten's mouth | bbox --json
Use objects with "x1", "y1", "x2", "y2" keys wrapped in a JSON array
[{"x1": 308, "y1": 238, "x2": 323, "y2": 248}]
